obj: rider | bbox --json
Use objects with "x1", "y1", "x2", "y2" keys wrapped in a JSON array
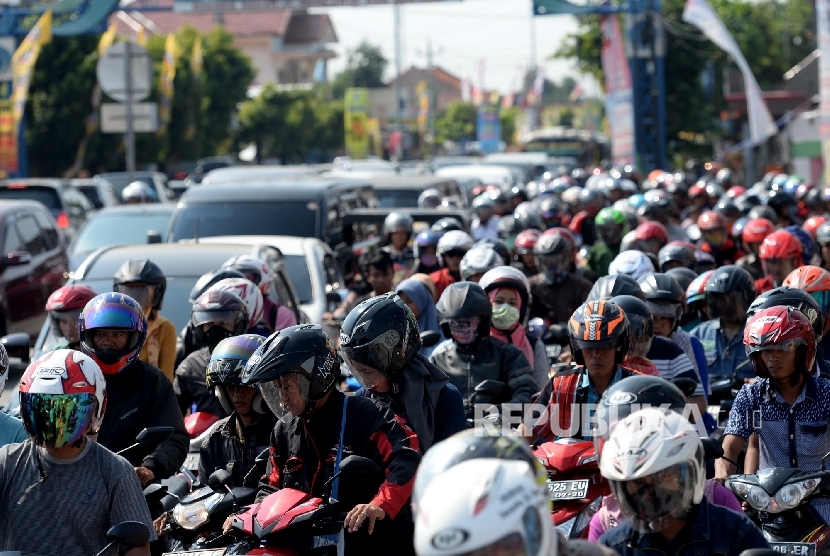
[
  {"x1": 411, "y1": 230, "x2": 443, "y2": 275},
  {"x1": 817, "y1": 221, "x2": 830, "y2": 271},
  {"x1": 586, "y1": 207, "x2": 628, "y2": 276},
  {"x1": 735, "y1": 217, "x2": 776, "y2": 280},
  {"x1": 429, "y1": 230, "x2": 474, "y2": 299},
  {"x1": 342, "y1": 294, "x2": 465, "y2": 451},
  {"x1": 381, "y1": 211, "x2": 416, "y2": 270},
  {"x1": 174, "y1": 289, "x2": 250, "y2": 417},
  {"x1": 222, "y1": 254, "x2": 298, "y2": 333},
  {"x1": 328, "y1": 249, "x2": 395, "y2": 319},
  {"x1": 80, "y1": 292, "x2": 188, "y2": 486},
  {"x1": 598, "y1": 408, "x2": 769, "y2": 554},
  {"x1": 471, "y1": 194, "x2": 500, "y2": 241},
  {"x1": 529, "y1": 230, "x2": 593, "y2": 326},
  {"x1": 513, "y1": 228, "x2": 541, "y2": 277},
  {"x1": 784, "y1": 265, "x2": 830, "y2": 377},
  {"x1": 719, "y1": 306, "x2": 830, "y2": 524},
  {"x1": 1, "y1": 349, "x2": 155, "y2": 556},
  {"x1": 239, "y1": 324, "x2": 422, "y2": 555},
  {"x1": 44, "y1": 284, "x2": 97, "y2": 351},
  {"x1": 121, "y1": 181, "x2": 158, "y2": 204},
  {"x1": 0, "y1": 344, "x2": 25, "y2": 446},
  {"x1": 114, "y1": 259, "x2": 177, "y2": 381},
  {"x1": 697, "y1": 210, "x2": 745, "y2": 267},
  {"x1": 755, "y1": 229, "x2": 803, "y2": 295}
]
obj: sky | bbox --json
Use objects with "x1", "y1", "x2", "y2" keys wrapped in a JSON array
[{"x1": 310, "y1": 0, "x2": 586, "y2": 94}]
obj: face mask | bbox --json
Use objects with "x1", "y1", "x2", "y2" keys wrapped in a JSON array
[
  {"x1": 420, "y1": 253, "x2": 438, "y2": 267},
  {"x1": 449, "y1": 318, "x2": 480, "y2": 345},
  {"x1": 205, "y1": 326, "x2": 233, "y2": 352},
  {"x1": 491, "y1": 304, "x2": 520, "y2": 331}
]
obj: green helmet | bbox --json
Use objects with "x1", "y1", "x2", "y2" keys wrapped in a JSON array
[
  {"x1": 595, "y1": 207, "x2": 627, "y2": 227},
  {"x1": 595, "y1": 207, "x2": 630, "y2": 247}
]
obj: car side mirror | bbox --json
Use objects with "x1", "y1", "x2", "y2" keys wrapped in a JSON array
[
  {"x1": 208, "y1": 469, "x2": 233, "y2": 493},
  {"x1": 1, "y1": 332, "x2": 30, "y2": 362},
  {"x1": 4, "y1": 251, "x2": 31, "y2": 268},
  {"x1": 147, "y1": 230, "x2": 162, "y2": 244}
]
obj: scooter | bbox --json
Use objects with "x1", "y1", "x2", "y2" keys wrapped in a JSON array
[{"x1": 727, "y1": 450, "x2": 830, "y2": 556}]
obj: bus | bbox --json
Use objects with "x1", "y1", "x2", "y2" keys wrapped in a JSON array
[{"x1": 519, "y1": 126, "x2": 610, "y2": 169}]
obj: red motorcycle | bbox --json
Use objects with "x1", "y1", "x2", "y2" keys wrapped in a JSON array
[{"x1": 533, "y1": 438, "x2": 609, "y2": 540}]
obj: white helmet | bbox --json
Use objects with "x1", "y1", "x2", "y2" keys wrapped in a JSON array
[
  {"x1": 437, "y1": 230, "x2": 474, "y2": 266},
  {"x1": 222, "y1": 254, "x2": 274, "y2": 292},
  {"x1": 460, "y1": 245, "x2": 504, "y2": 281},
  {"x1": 121, "y1": 181, "x2": 157, "y2": 203},
  {"x1": 207, "y1": 277, "x2": 265, "y2": 328},
  {"x1": 599, "y1": 407, "x2": 705, "y2": 533},
  {"x1": 608, "y1": 250, "x2": 655, "y2": 281},
  {"x1": 418, "y1": 188, "x2": 442, "y2": 209},
  {"x1": 414, "y1": 458, "x2": 556, "y2": 556}
]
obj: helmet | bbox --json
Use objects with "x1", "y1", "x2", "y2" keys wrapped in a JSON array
[
  {"x1": 414, "y1": 457, "x2": 554, "y2": 556},
  {"x1": 744, "y1": 306, "x2": 816, "y2": 377},
  {"x1": 497, "y1": 214, "x2": 523, "y2": 241},
  {"x1": 608, "y1": 250, "x2": 656, "y2": 281},
  {"x1": 742, "y1": 218, "x2": 776, "y2": 244},
  {"x1": 414, "y1": 230, "x2": 443, "y2": 259},
  {"x1": 436, "y1": 281, "x2": 492, "y2": 340},
  {"x1": 222, "y1": 255, "x2": 274, "y2": 290},
  {"x1": 783, "y1": 264, "x2": 830, "y2": 305},
  {"x1": 340, "y1": 293, "x2": 421, "y2": 381},
  {"x1": 240, "y1": 324, "x2": 339, "y2": 417},
  {"x1": 759, "y1": 230, "x2": 803, "y2": 261},
  {"x1": 418, "y1": 189, "x2": 442, "y2": 209},
  {"x1": 727, "y1": 185, "x2": 746, "y2": 198},
  {"x1": 206, "y1": 334, "x2": 267, "y2": 415},
  {"x1": 19, "y1": 349, "x2": 107, "y2": 447},
  {"x1": 514, "y1": 229, "x2": 541, "y2": 256},
  {"x1": 537, "y1": 195, "x2": 566, "y2": 226},
  {"x1": 113, "y1": 259, "x2": 166, "y2": 311},
  {"x1": 121, "y1": 181, "x2": 157, "y2": 203},
  {"x1": 431, "y1": 217, "x2": 464, "y2": 233},
  {"x1": 383, "y1": 211, "x2": 414, "y2": 236},
  {"x1": 568, "y1": 299, "x2": 630, "y2": 366},
  {"x1": 472, "y1": 193, "x2": 495, "y2": 212},
  {"x1": 79, "y1": 293, "x2": 146, "y2": 375},
  {"x1": 686, "y1": 270, "x2": 715, "y2": 304},
  {"x1": 817, "y1": 222, "x2": 830, "y2": 247},
  {"x1": 767, "y1": 190, "x2": 800, "y2": 222},
  {"x1": 46, "y1": 285, "x2": 97, "y2": 343},
  {"x1": 460, "y1": 245, "x2": 504, "y2": 281},
  {"x1": 634, "y1": 221, "x2": 668, "y2": 243},
  {"x1": 600, "y1": 408, "x2": 705, "y2": 533},
  {"x1": 533, "y1": 231, "x2": 573, "y2": 283},
  {"x1": 610, "y1": 295, "x2": 654, "y2": 358},
  {"x1": 208, "y1": 278, "x2": 264, "y2": 328},
  {"x1": 715, "y1": 168, "x2": 734, "y2": 187},
  {"x1": 562, "y1": 186, "x2": 583, "y2": 206},
  {"x1": 705, "y1": 182, "x2": 725, "y2": 199},
  {"x1": 480, "y1": 266, "x2": 531, "y2": 322},
  {"x1": 189, "y1": 268, "x2": 247, "y2": 304},
  {"x1": 587, "y1": 274, "x2": 646, "y2": 302},
  {"x1": 657, "y1": 243, "x2": 696, "y2": 272},
  {"x1": 746, "y1": 286, "x2": 823, "y2": 341},
  {"x1": 639, "y1": 273, "x2": 685, "y2": 331},
  {"x1": 595, "y1": 207, "x2": 628, "y2": 246},
  {"x1": 747, "y1": 205, "x2": 778, "y2": 224},
  {"x1": 475, "y1": 238, "x2": 511, "y2": 265},
  {"x1": 665, "y1": 267, "x2": 698, "y2": 294},
  {"x1": 618, "y1": 230, "x2": 639, "y2": 253},
  {"x1": 694, "y1": 250, "x2": 716, "y2": 273},
  {"x1": 804, "y1": 216, "x2": 828, "y2": 240},
  {"x1": 784, "y1": 225, "x2": 816, "y2": 266},
  {"x1": 437, "y1": 230, "x2": 474, "y2": 265},
  {"x1": 705, "y1": 266, "x2": 756, "y2": 321},
  {"x1": 191, "y1": 290, "x2": 249, "y2": 350},
  {"x1": 697, "y1": 210, "x2": 725, "y2": 231}
]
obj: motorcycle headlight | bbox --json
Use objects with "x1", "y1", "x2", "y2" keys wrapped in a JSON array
[
  {"x1": 172, "y1": 493, "x2": 224, "y2": 530},
  {"x1": 770, "y1": 479, "x2": 820, "y2": 513},
  {"x1": 730, "y1": 482, "x2": 771, "y2": 511}
]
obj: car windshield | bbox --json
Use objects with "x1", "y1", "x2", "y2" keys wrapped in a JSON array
[
  {"x1": 283, "y1": 254, "x2": 313, "y2": 304},
  {"x1": 170, "y1": 201, "x2": 318, "y2": 241},
  {"x1": 69, "y1": 212, "x2": 173, "y2": 255},
  {"x1": 0, "y1": 186, "x2": 61, "y2": 209},
  {"x1": 376, "y1": 189, "x2": 422, "y2": 208}
]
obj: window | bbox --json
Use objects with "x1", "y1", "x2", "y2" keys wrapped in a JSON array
[
  {"x1": 2, "y1": 220, "x2": 22, "y2": 254},
  {"x1": 32, "y1": 210, "x2": 59, "y2": 250},
  {"x1": 170, "y1": 202, "x2": 318, "y2": 242},
  {"x1": 15, "y1": 214, "x2": 45, "y2": 255}
]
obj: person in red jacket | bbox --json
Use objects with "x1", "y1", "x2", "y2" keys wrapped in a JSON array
[
  {"x1": 698, "y1": 210, "x2": 745, "y2": 266},
  {"x1": 755, "y1": 229, "x2": 803, "y2": 295},
  {"x1": 428, "y1": 230, "x2": 473, "y2": 299}
]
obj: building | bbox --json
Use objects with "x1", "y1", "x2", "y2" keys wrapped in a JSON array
[{"x1": 368, "y1": 65, "x2": 463, "y2": 128}]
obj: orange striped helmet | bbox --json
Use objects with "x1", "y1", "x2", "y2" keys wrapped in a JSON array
[
  {"x1": 568, "y1": 299, "x2": 630, "y2": 366},
  {"x1": 783, "y1": 265, "x2": 830, "y2": 293}
]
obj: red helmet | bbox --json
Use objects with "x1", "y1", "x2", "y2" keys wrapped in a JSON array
[
  {"x1": 744, "y1": 306, "x2": 816, "y2": 377},
  {"x1": 759, "y1": 230, "x2": 803, "y2": 261},
  {"x1": 689, "y1": 185, "x2": 706, "y2": 198},
  {"x1": 697, "y1": 210, "x2": 726, "y2": 231},
  {"x1": 741, "y1": 218, "x2": 776, "y2": 244},
  {"x1": 515, "y1": 229, "x2": 542, "y2": 255},
  {"x1": 803, "y1": 216, "x2": 828, "y2": 239},
  {"x1": 726, "y1": 185, "x2": 746, "y2": 198},
  {"x1": 783, "y1": 265, "x2": 830, "y2": 293},
  {"x1": 46, "y1": 285, "x2": 97, "y2": 312},
  {"x1": 634, "y1": 221, "x2": 669, "y2": 243}
]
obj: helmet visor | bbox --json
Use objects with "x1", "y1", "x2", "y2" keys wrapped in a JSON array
[
  {"x1": 701, "y1": 229, "x2": 726, "y2": 246},
  {"x1": 707, "y1": 291, "x2": 746, "y2": 321},
  {"x1": 114, "y1": 284, "x2": 153, "y2": 309},
  {"x1": 612, "y1": 462, "x2": 696, "y2": 533},
  {"x1": 745, "y1": 337, "x2": 807, "y2": 356},
  {"x1": 20, "y1": 393, "x2": 98, "y2": 447},
  {"x1": 626, "y1": 315, "x2": 654, "y2": 358},
  {"x1": 341, "y1": 329, "x2": 401, "y2": 376},
  {"x1": 599, "y1": 224, "x2": 623, "y2": 245},
  {"x1": 260, "y1": 373, "x2": 310, "y2": 418},
  {"x1": 50, "y1": 309, "x2": 83, "y2": 342},
  {"x1": 191, "y1": 309, "x2": 243, "y2": 329}
]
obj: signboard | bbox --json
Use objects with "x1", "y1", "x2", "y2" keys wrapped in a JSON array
[
  {"x1": 476, "y1": 105, "x2": 501, "y2": 154},
  {"x1": 600, "y1": 15, "x2": 636, "y2": 165},
  {"x1": 96, "y1": 42, "x2": 152, "y2": 103},
  {"x1": 174, "y1": 0, "x2": 459, "y2": 12},
  {"x1": 344, "y1": 88, "x2": 369, "y2": 160},
  {"x1": 101, "y1": 102, "x2": 158, "y2": 133},
  {"x1": 0, "y1": 81, "x2": 16, "y2": 175}
]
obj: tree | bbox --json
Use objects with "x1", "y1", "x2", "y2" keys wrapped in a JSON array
[
  {"x1": 330, "y1": 42, "x2": 388, "y2": 100},
  {"x1": 435, "y1": 101, "x2": 477, "y2": 144},
  {"x1": 501, "y1": 107, "x2": 521, "y2": 144}
]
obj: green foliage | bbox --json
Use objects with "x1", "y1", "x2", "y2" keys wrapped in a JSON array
[
  {"x1": 501, "y1": 107, "x2": 521, "y2": 144},
  {"x1": 234, "y1": 85, "x2": 344, "y2": 163},
  {"x1": 435, "y1": 101, "x2": 477, "y2": 144},
  {"x1": 331, "y1": 42, "x2": 388, "y2": 100}
]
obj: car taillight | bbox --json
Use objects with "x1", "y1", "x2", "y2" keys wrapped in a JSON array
[
  {"x1": 8, "y1": 182, "x2": 26, "y2": 189},
  {"x1": 56, "y1": 211, "x2": 69, "y2": 228}
]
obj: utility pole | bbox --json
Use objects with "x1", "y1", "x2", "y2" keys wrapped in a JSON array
[
  {"x1": 393, "y1": 0, "x2": 404, "y2": 155},
  {"x1": 426, "y1": 39, "x2": 435, "y2": 142}
]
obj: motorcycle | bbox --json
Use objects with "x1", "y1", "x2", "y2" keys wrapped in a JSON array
[
  {"x1": 707, "y1": 360, "x2": 750, "y2": 428},
  {"x1": 465, "y1": 379, "x2": 508, "y2": 428},
  {"x1": 727, "y1": 451, "x2": 830, "y2": 556}
]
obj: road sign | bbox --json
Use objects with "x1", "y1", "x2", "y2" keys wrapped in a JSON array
[
  {"x1": 96, "y1": 42, "x2": 152, "y2": 103},
  {"x1": 101, "y1": 102, "x2": 158, "y2": 133}
]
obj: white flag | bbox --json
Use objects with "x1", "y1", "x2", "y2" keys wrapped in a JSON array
[{"x1": 683, "y1": 0, "x2": 776, "y2": 143}]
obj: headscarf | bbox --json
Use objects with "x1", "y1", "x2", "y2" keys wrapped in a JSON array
[
  {"x1": 487, "y1": 287, "x2": 535, "y2": 369},
  {"x1": 396, "y1": 278, "x2": 444, "y2": 356}
]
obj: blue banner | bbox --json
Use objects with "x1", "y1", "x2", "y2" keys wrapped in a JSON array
[{"x1": 477, "y1": 105, "x2": 501, "y2": 154}]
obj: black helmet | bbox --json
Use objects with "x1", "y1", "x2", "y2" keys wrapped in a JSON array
[
  {"x1": 747, "y1": 205, "x2": 778, "y2": 224},
  {"x1": 568, "y1": 300, "x2": 630, "y2": 366},
  {"x1": 340, "y1": 293, "x2": 421, "y2": 380},
  {"x1": 766, "y1": 190, "x2": 800, "y2": 223},
  {"x1": 610, "y1": 295, "x2": 654, "y2": 358},
  {"x1": 705, "y1": 265, "x2": 755, "y2": 321},
  {"x1": 189, "y1": 268, "x2": 247, "y2": 303},
  {"x1": 657, "y1": 243, "x2": 696, "y2": 272},
  {"x1": 436, "y1": 281, "x2": 491, "y2": 340},
  {"x1": 665, "y1": 267, "x2": 699, "y2": 294},
  {"x1": 206, "y1": 334, "x2": 268, "y2": 415},
  {"x1": 714, "y1": 200, "x2": 741, "y2": 219},
  {"x1": 241, "y1": 324, "x2": 339, "y2": 416},
  {"x1": 497, "y1": 214, "x2": 523, "y2": 240},
  {"x1": 817, "y1": 222, "x2": 830, "y2": 247},
  {"x1": 431, "y1": 217, "x2": 464, "y2": 233},
  {"x1": 515, "y1": 211, "x2": 543, "y2": 231},
  {"x1": 474, "y1": 238, "x2": 511, "y2": 264},
  {"x1": 191, "y1": 290, "x2": 249, "y2": 349},
  {"x1": 587, "y1": 274, "x2": 646, "y2": 302},
  {"x1": 639, "y1": 273, "x2": 685, "y2": 332},
  {"x1": 746, "y1": 286, "x2": 823, "y2": 340},
  {"x1": 113, "y1": 259, "x2": 166, "y2": 311}
]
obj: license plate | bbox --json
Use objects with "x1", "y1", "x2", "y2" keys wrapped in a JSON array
[
  {"x1": 547, "y1": 479, "x2": 589, "y2": 500},
  {"x1": 184, "y1": 453, "x2": 200, "y2": 472},
  {"x1": 162, "y1": 551, "x2": 225, "y2": 556},
  {"x1": 545, "y1": 345, "x2": 561, "y2": 360},
  {"x1": 770, "y1": 542, "x2": 817, "y2": 555}
]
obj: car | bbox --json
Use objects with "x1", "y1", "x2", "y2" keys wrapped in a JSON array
[
  {"x1": 67, "y1": 204, "x2": 176, "y2": 270},
  {"x1": 433, "y1": 164, "x2": 519, "y2": 191},
  {"x1": 369, "y1": 176, "x2": 468, "y2": 209},
  {"x1": 197, "y1": 235, "x2": 347, "y2": 324},
  {"x1": 0, "y1": 200, "x2": 68, "y2": 339},
  {"x1": 95, "y1": 171, "x2": 174, "y2": 203},
  {"x1": 200, "y1": 165, "x2": 320, "y2": 185},
  {"x1": 0, "y1": 179, "x2": 95, "y2": 241},
  {"x1": 70, "y1": 177, "x2": 121, "y2": 210},
  {"x1": 183, "y1": 155, "x2": 236, "y2": 185}
]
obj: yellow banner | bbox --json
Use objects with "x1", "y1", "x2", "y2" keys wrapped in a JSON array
[
  {"x1": 191, "y1": 36, "x2": 203, "y2": 78},
  {"x1": 158, "y1": 33, "x2": 179, "y2": 133},
  {"x1": 98, "y1": 23, "x2": 117, "y2": 56},
  {"x1": 12, "y1": 10, "x2": 52, "y2": 133},
  {"x1": 344, "y1": 88, "x2": 369, "y2": 160}
]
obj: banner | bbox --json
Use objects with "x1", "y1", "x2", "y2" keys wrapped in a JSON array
[
  {"x1": 344, "y1": 88, "x2": 369, "y2": 159},
  {"x1": 0, "y1": 81, "x2": 16, "y2": 175},
  {"x1": 158, "y1": 33, "x2": 179, "y2": 134},
  {"x1": 819, "y1": 0, "x2": 830, "y2": 181},
  {"x1": 98, "y1": 23, "x2": 117, "y2": 56},
  {"x1": 12, "y1": 10, "x2": 52, "y2": 134},
  {"x1": 600, "y1": 14, "x2": 636, "y2": 165},
  {"x1": 683, "y1": 0, "x2": 776, "y2": 144},
  {"x1": 415, "y1": 79, "x2": 428, "y2": 133},
  {"x1": 476, "y1": 105, "x2": 501, "y2": 154}
]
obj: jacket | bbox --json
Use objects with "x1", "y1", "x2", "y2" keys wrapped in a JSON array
[
  {"x1": 529, "y1": 272, "x2": 594, "y2": 324},
  {"x1": 173, "y1": 347, "x2": 226, "y2": 418},
  {"x1": 585, "y1": 241, "x2": 619, "y2": 277},
  {"x1": 139, "y1": 314, "x2": 177, "y2": 382},
  {"x1": 97, "y1": 359, "x2": 189, "y2": 479},
  {"x1": 198, "y1": 411, "x2": 277, "y2": 488},
  {"x1": 428, "y1": 336, "x2": 538, "y2": 405},
  {"x1": 428, "y1": 268, "x2": 457, "y2": 300}
]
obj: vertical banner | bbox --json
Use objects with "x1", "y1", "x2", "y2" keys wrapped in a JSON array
[
  {"x1": 158, "y1": 33, "x2": 179, "y2": 135},
  {"x1": 600, "y1": 14, "x2": 636, "y2": 165},
  {"x1": 12, "y1": 10, "x2": 52, "y2": 134},
  {"x1": 344, "y1": 88, "x2": 369, "y2": 159},
  {"x1": 683, "y1": 0, "x2": 776, "y2": 143},
  {"x1": 477, "y1": 105, "x2": 501, "y2": 154},
  {"x1": 0, "y1": 81, "x2": 16, "y2": 175},
  {"x1": 415, "y1": 79, "x2": 429, "y2": 133},
  {"x1": 819, "y1": 0, "x2": 830, "y2": 182}
]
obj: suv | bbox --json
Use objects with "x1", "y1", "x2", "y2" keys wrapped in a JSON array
[
  {"x1": 0, "y1": 179, "x2": 94, "y2": 241},
  {"x1": 94, "y1": 171, "x2": 173, "y2": 203}
]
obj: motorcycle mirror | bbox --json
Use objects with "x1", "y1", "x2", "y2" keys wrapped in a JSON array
[
  {"x1": 700, "y1": 436, "x2": 724, "y2": 460},
  {"x1": 821, "y1": 450, "x2": 830, "y2": 471},
  {"x1": 255, "y1": 448, "x2": 270, "y2": 465},
  {"x1": 420, "y1": 330, "x2": 441, "y2": 348},
  {"x1": 338, "y1": 455, "x2": 382, "y2": 480},
  {"x1": 136, "y1": 426, "x2": 175, "y2": 446},
  {"x1": 94, "y1": 521, "x2": 150, "y2": 556},
  {"x1": 1, "y1": 332, "x2": 30, "y2": 363},
  {"x1": 326, "y1": 291, "x2": 342, "y2": 305},
  {"x1": 143, "y1": 483, "x2": 168, "y2": 505},
  {"x1": 474, "y1": 380, "x2": 508, "y2": 398},
  {"x1": 208, "y1": 469, "x2": 233, "y2": 493},
  {"x1": 670, "y1": 378, "x2": 698, "y2": 398},
  {"x1": 527, "y1": 318, "x2": 546, "y2": 341}
]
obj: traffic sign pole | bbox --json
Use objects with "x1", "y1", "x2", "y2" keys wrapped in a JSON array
[{"x1": 125, "y1": 40, "x2": 135, "y2": 180}]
